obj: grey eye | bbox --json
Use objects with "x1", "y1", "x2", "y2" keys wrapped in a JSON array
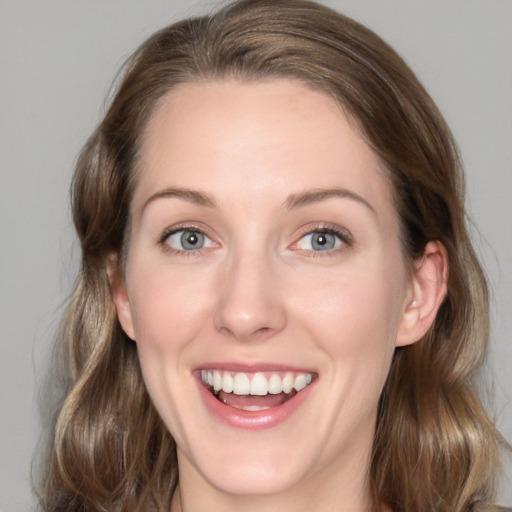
[
  {"x1": 181, "y1": 231, "x2": 204, "y2": 249},
  {"x1": 296, "y1": 231, "x2": 341, "y2": 251},
  {"x1": 166, "y1": 230, "x2": 213, "y2": 251}
]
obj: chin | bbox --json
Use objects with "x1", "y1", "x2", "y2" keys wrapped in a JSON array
[{"x1": 193, "y1": 451, "x2": 311, "y2": 497}]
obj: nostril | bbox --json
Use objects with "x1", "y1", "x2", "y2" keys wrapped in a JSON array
[{"x1": 214, "y1": 315, "x2": 284, "y2": 343}]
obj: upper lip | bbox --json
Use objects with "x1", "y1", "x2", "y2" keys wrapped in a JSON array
[{"x1": 193, "y1": 362, "x2": 317, "y2": 374}]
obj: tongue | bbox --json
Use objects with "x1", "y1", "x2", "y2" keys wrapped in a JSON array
[{"x1": 218, "y1": 391, "x2": 296, "y2": 410}]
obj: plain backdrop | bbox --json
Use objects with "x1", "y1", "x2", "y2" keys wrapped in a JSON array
[{"x1": 1, "y1": 1, "x2": 511, "y2": 510}]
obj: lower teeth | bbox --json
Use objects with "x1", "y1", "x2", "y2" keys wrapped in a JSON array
[
  {"x1": 214, "y1": 389, "x2": 297, "y2": 411},
  {"x1": 227, "y1": 403, "x2": 271, "y2": 412}
]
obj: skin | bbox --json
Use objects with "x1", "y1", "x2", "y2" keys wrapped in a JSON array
[{"x1": 111, "y1": 79, "x2": 447, "y2": 512}]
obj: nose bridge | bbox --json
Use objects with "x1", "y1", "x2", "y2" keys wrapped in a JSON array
[{"x1": 214, "y1": 241, "x2": 286, "y2": 341}]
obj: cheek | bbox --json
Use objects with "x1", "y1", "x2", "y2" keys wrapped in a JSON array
[
  {"x1": 125, "y1": 264, "x2": 213, "y2": 430},
  {"x1": 127, "y1": 264, "x2": 212, "y2": 353},
  {"x1": 290, "y1": 259, "x2": 406, "y2": 377},
  {"x1": 302, "y1": 270, "x2": 402, "y2": 337}
]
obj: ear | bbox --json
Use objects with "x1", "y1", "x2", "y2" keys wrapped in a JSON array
[
  {"x1": 106, "y1": 253, "x2": 136, "y2": 341},
  {"x1": 395, "y1": 241, "x2": 449, "y2": 347}
]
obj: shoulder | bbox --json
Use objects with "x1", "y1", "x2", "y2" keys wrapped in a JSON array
[{"x1": 473, "y1": 503, "x2": 512, "y2": 512}]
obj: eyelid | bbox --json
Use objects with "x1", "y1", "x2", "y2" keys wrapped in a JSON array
[
  {"x1": 158, "y1": 222, "x2": 219, "y2": 254},
  {"x1": 289, "y1": 223, "x2": 353, "y2": 253},
  {"x1": 156, "y1": 221, "x2": 352, "y2": 256}
]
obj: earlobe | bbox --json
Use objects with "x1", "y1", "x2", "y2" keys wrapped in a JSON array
[
  {"x1": 106, "y1": 253, "x2": 136, "y2": 341},
  {"x1": 395, "y1": 241, "x2": 449, "y2": 347}
]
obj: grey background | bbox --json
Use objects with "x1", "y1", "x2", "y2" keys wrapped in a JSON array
[{"x1": 1, "y1": 0, "x2": 511, "y2": 510}]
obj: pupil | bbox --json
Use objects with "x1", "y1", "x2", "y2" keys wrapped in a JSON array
[
  {"x1": 312, "y1": 232, "x2": 335, "y2": 251},
  {"x1": 180, "y1": 230, "x2": 204, "y2": 250}
]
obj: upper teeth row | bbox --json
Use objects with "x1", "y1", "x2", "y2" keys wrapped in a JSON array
[{"x1": 201, "y1": 370, "x2": 313, "y2": 396}]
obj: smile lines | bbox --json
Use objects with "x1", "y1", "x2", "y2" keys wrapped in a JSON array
[{"x1": 200, "y1": 370, "x2": 313, "y2": 396}]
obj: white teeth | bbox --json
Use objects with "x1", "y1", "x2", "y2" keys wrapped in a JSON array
[
  {"x1": 233, "y1": 373, "x2": 251, "y2": 395},
  {"x1": 293, "y1": 373, "x2": 307, "y2": 392},
  {"x1": 250, "y1": 373, "x2": 268, "y2": 396},
  {"x1": 282, "y1": 373, "x2": 294, "y2": 393},
  {"x1": 213, "y1": 370, "x2": 222, "y2": 392},
  {"x1": 268, "y1": 374, "x2": 283, "y2": 394},
  {"x1": 200, "y1": 369, "x2": 314, "y2": 396},
  {"x1": 239, "y1": 405, "x2": 271, "y2": 412},
  {"x1": 222, "y1": 372, "x2": 233, "y2": 393}
]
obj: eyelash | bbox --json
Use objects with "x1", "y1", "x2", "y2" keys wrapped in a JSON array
[
  {"x1": 291, "y1": 223, "x2": 353, "y2": 257},
  {"x1": 157, "y1": 222, "x2": 353, "y2": 256},
  {"x1": 158, "y1": 224, "x2": 216, "y2": 257}
]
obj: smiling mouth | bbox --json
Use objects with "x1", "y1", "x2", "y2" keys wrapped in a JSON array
[{"x1": 200, "y1": 370, "x2": 314, "y2": 411}]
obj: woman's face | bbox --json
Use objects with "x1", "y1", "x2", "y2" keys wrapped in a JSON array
[{"x1": 113, "y1": 79, "x2": 420, "y2": 499}]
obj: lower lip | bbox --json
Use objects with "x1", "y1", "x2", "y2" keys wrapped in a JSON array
[{"x1": 196, "y1": 378, "x2": 315, "y2": 430}]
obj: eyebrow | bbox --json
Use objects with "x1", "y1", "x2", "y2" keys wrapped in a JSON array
[
  {"x1": 142, "y1": 187, "x2": 217, "y2": 213},
  {"x1": 284, "y1": 187, "x2": 376, "y2": 215},
  {"x1": 141, "y1": 185, "x2": 375, "y2": 216}
]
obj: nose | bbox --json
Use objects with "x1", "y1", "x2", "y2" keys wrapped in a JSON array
[{"x1": 213, "y1": 249, "x2": 287, "y2": 342}]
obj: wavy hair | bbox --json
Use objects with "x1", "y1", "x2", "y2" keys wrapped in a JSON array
[{"x1": 39, "y1": 1, "x2": 507, "y2": 510}]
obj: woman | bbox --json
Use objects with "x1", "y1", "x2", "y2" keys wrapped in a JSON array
[{"x1": 39, "y1": 0, "x2": 509, "y2": 511}]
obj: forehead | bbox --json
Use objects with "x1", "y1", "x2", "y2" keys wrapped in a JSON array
[{"x1": 134, "y1": 79, "x2": 395, "y2": 221}]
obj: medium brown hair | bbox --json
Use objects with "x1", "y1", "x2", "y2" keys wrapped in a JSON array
[{"x1": 39, "y1": 1, "x2": 507, "y2": 510}]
